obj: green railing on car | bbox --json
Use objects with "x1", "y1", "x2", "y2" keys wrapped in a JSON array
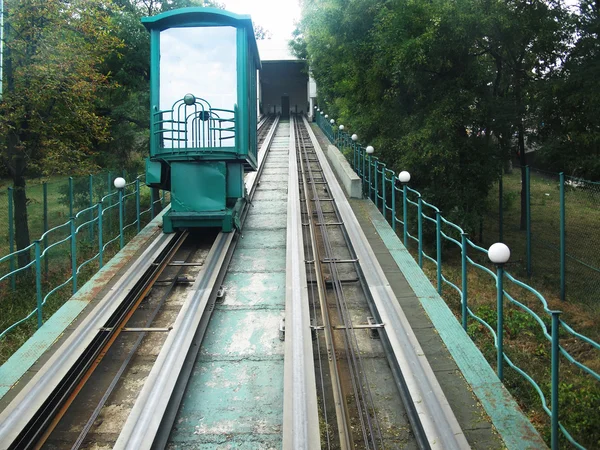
[
  {"x1": 0, "y1": 172, "x2": 168, "y2": 341},
  {"x1": 316, "y1": 110, "x2": 599, "y2": 450}
]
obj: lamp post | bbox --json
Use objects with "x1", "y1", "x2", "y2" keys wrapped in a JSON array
[
  {"x1": 338, "y1": 124, "x2": 344, "y2": 147},
  {"x1": 366, "y1": 145, "x2": 374, "y2": 199},
  {"x1": 488, "y1": 242, "x2": 510, "y2": 381},
  {"x1": 351, "y1": 134, "x2": 358, "y2": 172},
  {"x1": 114, "y1": 177, "x2": 126, "y2": 249},
  {"x1": 398, "y1": 171, "x2": 411, "y2": 247}
]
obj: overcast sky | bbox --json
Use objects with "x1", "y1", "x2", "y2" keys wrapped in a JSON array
[{"x1": 219, "y1": 0, "x2": 302, "y2": 41}]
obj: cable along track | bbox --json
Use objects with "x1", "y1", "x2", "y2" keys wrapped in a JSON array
[{"x1": 292, "y1": 115, "x2": 470, "y2": 450}]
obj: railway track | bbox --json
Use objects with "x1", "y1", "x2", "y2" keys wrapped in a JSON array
[
  {"x1": 0, "y1": 116, "x2": 470, "y2": 450},
  {"x1": 288, "y1": 115, "x2": 470, "y2": 449}
]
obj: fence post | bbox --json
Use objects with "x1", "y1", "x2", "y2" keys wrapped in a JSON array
[
  {"x1": 559, "y1": 173, "x2": 566, "y2": 301},
  {"x1": 382, "y1": 171, "x2": 387, "y2": 221},
  {"x1": 434, "y1": 212, "x2": 442, "y2": 295},
  {"x1": 499, "y1": 172, "x2": 504, "y2": 242},
  {"x1": 71, "y1": 217, "x2": 77, "y2": 294},
  {"x1": 496, "y1": 264, "x2": 505, "y2": 381},
  {"x1": 417, "y1": 196, "x2": 423, "y2": 268},
  {"x1": 8, "y1": 187, "x2": 15, "y2": 290},
  {"x1": 136, "y1": 178, "x2": 141, "y2": 233},
  {"x1": 550, "y1": 311, "x2": 561, "y2": 450},
  {"x1": 403, "y1": 184, "x2": 408, "y2": 248},
  {"x1": 461, "y1": 233, "x2": 468, "y2": 330},
  {"x1": 69, "y1": 177, "x2": 74, "y2": 219},
  {"x1": 98, "y1": 202, "x2": 104, "y2": 268},
  {"x1": 43, "y1": 182, "x2": 48, "y2": 279},
  {"x1": 374, "y1": 160, "x2": 379, "y2": 205},
  {"x1": 107, "y1": 171, "x2": 113, "y2": 233},
  {"x1": 362, "y1": 149, "x2": 366, "y2": 196},
  {"x1": 89, "y1": 174, "x2": 94, "y2": 241},
  {"x1": 392, "y1": 179, "x2": 397, "y2": 232},
  {"x1": 150, "y1": 188, "x2": 155, "y2": 220},
  {"x1": 35, "y1": 240, "x2": 43, "y2": 329},
  {"x1": 119, "y1": 187, "x2": 125, "y2": 249},
  {"x1": 525, "y1": 166, "x2": 532, "y2": 277}
]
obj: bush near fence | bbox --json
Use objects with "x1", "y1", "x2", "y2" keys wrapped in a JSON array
[
  {"x1": 317, "y1": 113, "x2": 600, "y2": 449},
  {"x1": 0, "y1": 171, "x2": 169, "y2": 364}
]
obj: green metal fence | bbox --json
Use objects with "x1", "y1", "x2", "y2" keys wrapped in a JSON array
[
  {"x1": 317, "y1": 112, "x2": 599, "y2": 449},
  {"x1": 0, "y1": 172, "x2": 168, "y2": 345},
  {"x1": 492, "y1": 167, "x2": 600, "y2": 305}
]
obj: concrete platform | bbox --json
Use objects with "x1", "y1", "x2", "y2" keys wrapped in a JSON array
[{"x1": 311, "y1": 123, "x2": 547, "y2": 449}]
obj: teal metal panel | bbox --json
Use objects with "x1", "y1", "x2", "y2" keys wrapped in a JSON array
[
  {"x1": 226, "y1": 163, "x2": 244, "y2": 200},
  {"x1": 145, "y1": 158, "x2": 162, "y2": 185},
  {"x1": 171, "y1": 162, "x2": 226, "y2": 212},
  {"x1": 363, "y1": 200, "x2": 546, "y2": 449}
]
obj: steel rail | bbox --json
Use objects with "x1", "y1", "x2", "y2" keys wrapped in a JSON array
[
  {"x1": 282, "y1": 116, "x2": 320, "y2": 449},
  {"x1": 302, "y1": 116, "x2": 470, "y2": 449},
  {"x1": 0, "y1": 226, "x2": 179, "y2": 450},
  {"x1": 295, "y1": 117, "x2": 353, "y2": 449},
  {"x1": 113, "y1": 115, "x2": 280, "y2": 450},
  {"x1": 296, "y1": 119, "x2": 382, "y2": 449}
]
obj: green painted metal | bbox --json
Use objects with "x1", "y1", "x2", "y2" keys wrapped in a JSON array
[
  {"x1": 317, "y1": 116, "x2": 599, "y2": 448},
  {"x1": 98, "y1": 202, "x2": 103, "y2": 268},
  {"x1": 551, "y1": 311, "x2": 560, "y2": 450},
  {"x1": 461, "y1": 233, "x2": 468, "y2": 331},
  {"x1": 71, "y1": 217, "x2": 77, "y2": 294},
  {"x1": 69, "y1": 176, "x2": 74, "y2": 218},
  {"x1": 119, "y1": 188, "x2": 124, "y2": 249},
  {"x1": 498, "y1": 172, "x2": 504, "y2": 242},
  {"x1": 403, "y1": 184, "x2": 408, "y2": 247},
  {"x1": 496, "y1": 265, "x2": 504, "y2": 381},
  {"x1": 136, "y1": 178, "x2": 141, "y2": 233},
  {"x1": 417, "y1": 195, "x2": 423, "y2": 268},
  {"x1": 525, "y1": 166, "x2": 532, "y2": 276},
  {"x1": 7, "y1": 186, "x2": 15, "y2": 290},
  {"x1": 143, "y1": 7, "x2": 261, "y2": 231},
  {"x1": 35, "y1": 241, "x2": 42, "y2": 328},
  {"x1": 43, "y1": 182, "x2": 48, "y2": 279},
  {"x1": 89, "y1": 174, "x2": 94, "y2": 241},
  {"x1": 559, "y1": 172, "x2": 565, "y2": 301}
]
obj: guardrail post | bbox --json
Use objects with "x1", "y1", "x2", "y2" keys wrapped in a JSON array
[
  {"x1": 8, "y1": 186, "x2": 15, "y2": 290},
  {"x1": 559, "y1": 173, "x2": 565, "y2": 301},
  {"x1": 382, "y1": 170, "x2": 387, "y2": 220},
  {"x1": 69, "y1": 177, "x2": 74, "y2": 219},
  {"x1": 71, "y1": 217, "x2": 77, "y2": 294},
  {"x1": 119, "y1": 187, "x2": 125, "y2": 249},
  {"x1": 35, "y1": 240, "x2": 43, "y2": 329},
  {"x1": 107, "y1": 171, "x2": 113, "y2": 233},
  {"x1": 98, "y1": 202, "x2": 104, "y2": 268},
  {"x1": 362, "y1": 149, "x2": 366, "y2": 196},
  {"x1": 461, "y1": 233, "x2": 468, "y2": 330},
  {"x1": 374, "y1": 160, "x2": 379, "y2": 205},
  {"x1": 525, "y1": 166, "x2": 532, "y2": 277},
  {"x1": 403, "y1": 184, "x2": 408, "y2": 248},
  {"x1": 392, "y1": 178, "x2": 397, "y2": 232},
  {"x1": 496, "y1": 263, "x2": 505, "y2": 381},
  {"x1": 550, "y1": 311, "x2": 561, "y2": 450},
  {"x1": 417, "y1": 195, "x2": 423, "y2": 268},
  {"x1": 43, "y1": 182, "x2": 48, "y2": 279},
  {"x1": 436, "y1": 211, "x2": 442, "y2": 294},
  {"x1": 136, "y1": 178, "x2": 141, "y2": 233},
  {"x1": 89, "y1": 174, "x2": 94, "y2": 241},
  {"x1": 150, "y1": 188, "x2": 155, "y2": 220}
]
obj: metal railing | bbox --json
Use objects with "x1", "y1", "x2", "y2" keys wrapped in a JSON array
[
  {"x1": 0, "y1": 173, "x2": 168, "y2": 342},
  {"x1": 317, "y1": 113, "x2": 599, "y2": 449}
]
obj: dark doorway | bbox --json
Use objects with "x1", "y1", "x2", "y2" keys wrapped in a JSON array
[{"x1": 281, "y1": 95, "x2": 290, "y2": 119}]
